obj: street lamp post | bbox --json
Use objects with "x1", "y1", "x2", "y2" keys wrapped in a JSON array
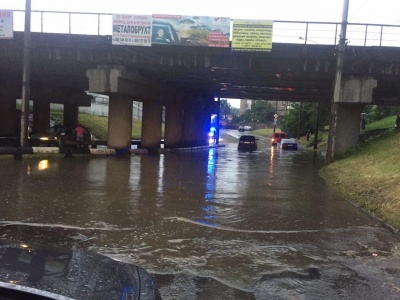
[
  {"x1": 19, "y1": 0, "x2": 31, "y2": 150},
  {"x1": 326, "y1": 0, "x2": 350, "y2": 164}
]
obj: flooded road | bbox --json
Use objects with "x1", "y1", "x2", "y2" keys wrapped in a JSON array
[{"x1": 0, "y1": 133, "x2": 399, "y2": 299}]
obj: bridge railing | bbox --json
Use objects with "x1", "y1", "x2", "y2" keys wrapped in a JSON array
[{"x1": 10, "y1": 10, "x2": 400, "y2": 47}]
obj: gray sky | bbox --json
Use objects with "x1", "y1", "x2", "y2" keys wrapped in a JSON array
[{"x1": 1, "y1": 0, "x2": 399, "y2": 25}]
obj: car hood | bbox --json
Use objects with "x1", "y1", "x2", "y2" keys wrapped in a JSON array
[
  {"x1": 29, "y1": 133, "x2": 58, "y2": 139},
  {"x1": 0, "y1": 242, "x2": 160, "y2": 300}
]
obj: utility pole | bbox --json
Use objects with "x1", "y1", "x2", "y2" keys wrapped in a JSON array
[
  {"x1": 297, "y1": 102, "x2": 302, "y2": 139},
  {"x1": 216, "y1": 98, "x2": 220, "y2": 145},
  {"x1": 20, "y1": 0, "x2": 31, "y2": 148},
  {"x1": 313, "y1": 102, "x2": 320, "y2": 150},
  {"x1": 326, "y1": 0, "x2": 349, "y2": 164}
]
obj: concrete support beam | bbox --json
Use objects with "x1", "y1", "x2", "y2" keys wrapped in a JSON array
[
  {"x1": 335, "y1": 76, "x2": 377, "y2": 103},
  {"x1": 327, "y1": 76, "x2": 377, "y2": 163},
  {"x1": 181, "y1": 95, "x2": 212, "y2": 147},
  {"x1": 182, "y1": 103, "x2": 197, "y2": 147},
  {"x1": 164, "y1": 104, "x2": 183, "y2": 148},
  {"x1": 334, "y1": 103, "x2": 363, "y2": 156},
  {"x1": 108, "y1": 95, "x2": 133, "y2": 149},
  {"x1": 33, "y1": 100, "x2": 50, "y2": 133},
  {"x1": 0, "y1": 97, "x2": 18, "y2": 136},
  {"x1": 64, "y1": 104, "x2": 79, "y2": 128},
  {"x1": 86, "y1": 66, "x2": 160, "y2": 101},
  {"x1": 196, "y1": 100, "x2": 212, "y2": 146},
  {"x1": 141, "y1": 101, "x2": 163, "y2": 149},
  {"x1": 30, "y1": 88, "x2": 92, "y2": 107}
]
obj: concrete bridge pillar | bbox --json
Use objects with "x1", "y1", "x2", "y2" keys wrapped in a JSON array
[
  {"x1": 141, "y1": 101, "x2": 163, "y2": 150},
  {"x1": 33, "y1": 100, "x2": 50, "y2": 133},
  {"x1": 108, "y1": 95, "x2": 133, "y2": 149},
  {"x1": 64, "y1": 104, "x2": 79, "y2": 128},
  {"x1": 195, "y1": 101, "x2": 212, "y2": 146},
  {"x1": 0, "y1": 97, "x2": 17, "y2": 136},
  {"x1": 164, "y1": 104, "x2": 183, "y2": 148},
  {"x1": 182, "y1": 96, "x2": 212, "y2": 147},
  {"x1": 182, "y1": 102, "x2": 197, "y2": 147},
  {"x1": 327, "y1": 76, "x2": 377, "y2": 162},
  {"x1": 334, "y1": 103, "x2": 364, "y2": 156}
]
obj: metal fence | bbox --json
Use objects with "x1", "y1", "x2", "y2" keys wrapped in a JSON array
[{"x1": 10, "y1": 10, "x2": 400, "y2": 47}]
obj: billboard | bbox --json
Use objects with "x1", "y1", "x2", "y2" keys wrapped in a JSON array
[
  {"x1": 232, "y1": 20, "x2": 273, "y2": 51},
  {"x1": 151, "y1": 14, "x2": 230, "y2": 47},
  {"x1": 0, "y1": 10, "x2": 13, "y2": 39},
  {"x1": 112, "y1": 14, "x2": 152, "y2": 46}
]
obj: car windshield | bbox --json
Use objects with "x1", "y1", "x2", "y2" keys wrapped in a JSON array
[
  {"x1": 44, "y1": 127, "x2": 58, "y2": 134},
  {"x1": 281, "y1": 138, "x2": 295, "y2": 143},
  {"x1": 240, "y1": 136, "x2": 255, "y2": 142}
]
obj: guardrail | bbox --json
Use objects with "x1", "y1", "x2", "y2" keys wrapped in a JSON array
[{"x1": 9, "y1": 10, "x2": 400, "y2": 47}]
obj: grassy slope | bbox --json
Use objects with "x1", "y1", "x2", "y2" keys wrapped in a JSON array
[
  {"x1": 77, "y1": 113, "x2": 143, "y2": 140},
  {"x1": 320, "y1": 125, "x2": 400, "y2": 230}
]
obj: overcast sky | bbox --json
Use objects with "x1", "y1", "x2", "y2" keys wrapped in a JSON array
[{"x1": 1, "y1": 0, "x2": 399, "y2": 25}]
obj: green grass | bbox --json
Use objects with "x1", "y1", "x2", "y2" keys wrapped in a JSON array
[
  {"x1": 252, "y1": 128, "x2": 282, "y2": 136},
  {"x1": 365, "y1": 115, "x2": 397, "y2": 130},
  {"x1": 76, "y1": 113, "x2": 165, "y2": 140},
  {"x1": 321, "y1": 125, "x2": 400, "y2": 230}
]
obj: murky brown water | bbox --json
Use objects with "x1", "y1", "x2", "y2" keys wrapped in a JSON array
[{"x1": 1, "y1": 134, "x2": 399, "y2": 299}]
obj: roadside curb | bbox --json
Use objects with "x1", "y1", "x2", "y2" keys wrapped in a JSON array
[
  {"x1": 0, "y1": 144, "x2": 226, "y2": 157},
  {"x1": 344, "y1": 196, "x2": 400, "y2": 235},
  {"x1": 159, "y1": 144, "x2": 225, "y2": 154}
]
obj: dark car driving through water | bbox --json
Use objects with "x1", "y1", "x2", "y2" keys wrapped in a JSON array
[
  {"x1": 29, "y1": 125, "x2": 94, "y2": 148},
  {"x1": 238, "y1": 135, "x2": 258, "y2": 151}
]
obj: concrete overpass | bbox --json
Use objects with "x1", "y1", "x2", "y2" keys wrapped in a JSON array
[{"x1": 1, "y1": 28, "x2": 400, "y2": 156}]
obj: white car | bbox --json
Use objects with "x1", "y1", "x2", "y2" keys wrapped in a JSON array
[{"x1": 279, "y1": 138, "x2": 298, "y2": 150}]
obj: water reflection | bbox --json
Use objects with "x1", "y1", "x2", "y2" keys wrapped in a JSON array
[
  {"x1": 38, "y1": 159, "x2": 49, "y2": 171},
  {"x1": 197, "y1": 149, "x2": 217, "y2": 227},
  {"x1": 0, "y1": 143, "x2": 399, "y2": 299}
]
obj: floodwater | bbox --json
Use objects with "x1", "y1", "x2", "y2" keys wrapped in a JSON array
[{"x1": 0, "y1": 132, "x2": 399, "y2": 299}]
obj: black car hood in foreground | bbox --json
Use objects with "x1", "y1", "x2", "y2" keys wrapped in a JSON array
[{"x1": 0, "y1": 242, "x2": 161, "y2": 300}]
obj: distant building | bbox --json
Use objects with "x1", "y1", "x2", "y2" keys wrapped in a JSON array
[
  {"x1": 239, "y1": 99, "x2": 288, "y2": 116},
  {"x1": 239, "y1": 99, "x2": 252, "y2": 115}
]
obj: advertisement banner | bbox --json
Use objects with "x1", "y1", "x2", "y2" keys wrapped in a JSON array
[
  {"x1": 0, "y1": 10, "x2": 13, "y2": 39},
  {"x1": 112, "y1": 14, "x2": 152, "y2": 46},
  {"x1": 151, "y1": 14, "x2": 230, "y2": 47},
  {"x1": 232, "y1": 20, "x2": 273, "y2": 51}
]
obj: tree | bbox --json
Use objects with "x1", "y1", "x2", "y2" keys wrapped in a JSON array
[
  {"x1": 219, "y1": 99, "x2": 232, "y2": 119},
  {"x1": 363, "y1": 105, "x2": 400, "y2": 122},
  {"x1": 234, "y1": 100, "x2": 275, "y2": 124},
  {"x1": 281, "y1": 102, "x2": 330, "y2": 137}
]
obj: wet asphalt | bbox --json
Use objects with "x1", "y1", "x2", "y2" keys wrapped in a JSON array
[{"x1": 0, "y1": 130, "x2": 399, "y2": 299}]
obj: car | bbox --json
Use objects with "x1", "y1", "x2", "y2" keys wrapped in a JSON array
[
  {"x1": 29, "y1": 125, "x2": 94, "y2": 148},
  {"x1": 238, "y1": 126, "x2": 245, "y2": 132},
  {"x1": 279, "y1": 138, "x2": 298, "y2": 150},
  {"x1": 271, "y1": 132, "x2": 288, "y2": 146},
  {"x1": 244, "y1": 126, "x2": 253, "y2": 131},
  {"x1": 238, "y1": 135, "x2": 258, "y2": 151}
]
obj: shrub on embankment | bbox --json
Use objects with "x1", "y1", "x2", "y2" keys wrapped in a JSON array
[{"x1": 320, "y1": 128, "x2": 400, "y2": 230}]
